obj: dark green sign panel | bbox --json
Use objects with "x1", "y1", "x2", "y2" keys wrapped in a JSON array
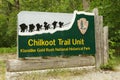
[{"x1": 18, "y1": 11, "x2": 95, "y2": 58}]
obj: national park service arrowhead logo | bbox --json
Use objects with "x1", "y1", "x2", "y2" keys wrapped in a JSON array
[{"x1": 77, "y1": 18, "x2": 89, "y2": 35}]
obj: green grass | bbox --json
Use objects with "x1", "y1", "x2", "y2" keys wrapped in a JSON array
[
  {"x1": 101, "y1": 55, "x2": 120, "y2": 70},
  {"x1": 17, "y1": 69, "x2": 89, "y2": 80},
  {"x1": 0, "y1": 60, "x2": 6, "y2": 80},
  {"x1": 0, "y1": 47, "x2": 16, "y2": 54}
]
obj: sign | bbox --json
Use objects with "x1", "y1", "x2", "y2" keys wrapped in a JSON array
[{"x1": 18, "y1": 11, "x2": 95, "y2": 58}]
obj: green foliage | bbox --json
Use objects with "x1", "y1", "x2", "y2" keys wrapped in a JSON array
[
  {"x1": 19, "y1": 0, "x2": 83, "y2": 12},
  {"x1": 100, "y1": 59, "x2": 116, "y2": 70},
  {"x1": 0, "y1": 0, "x2": 18, "y2": 47},
  {"x1": 0, "y1": 47, "x2": 16, "y2": 53},
  {"x1": 100, "y1": 55, "x2": 120, "y2": 70},
  {"x1": 109, "y1": 49, "x2": 115, "y2": 59}
]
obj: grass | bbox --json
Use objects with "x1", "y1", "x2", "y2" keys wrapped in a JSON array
[
  {"x1": 100, "y1": 55, "x2": 120, "y2": 70},
  {"x1": 0, "y1": 47, "x2": 16, "y2": 54},
  {"x1": 0, "y1": 60, "x2": 6, "y2": 80},
  {"x1": 17, "y1": 69, "x2": 89, "y2": 80}
]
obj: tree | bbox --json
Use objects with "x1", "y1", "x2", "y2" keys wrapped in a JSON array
[
  {"x1": 0, "y1": 0, "x2": 19, "y2": 47},
  {"x1": 82, "y1": 0, "x2": 90, "y2": 11}
]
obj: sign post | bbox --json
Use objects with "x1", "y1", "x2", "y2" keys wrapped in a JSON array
[{"x1": 18, "y1": 11, "x2": 95, "y2": 58}]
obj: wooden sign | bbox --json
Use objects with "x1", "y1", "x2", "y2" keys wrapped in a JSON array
[{"x1": 17, "y1": 11, "x2": 95, "y2": 58}]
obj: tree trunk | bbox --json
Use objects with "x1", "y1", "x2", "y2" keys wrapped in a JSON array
[
  {"x1": 82, "y1": 0, "x2": 90, "y2": 11},
  {"x1": 14, "y1": 0, "x2": 19, "y2": 10}
]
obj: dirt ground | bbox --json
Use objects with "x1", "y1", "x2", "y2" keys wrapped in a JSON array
[{"x1": 0, "y1": 53, "x2": 16, "y2": 60}]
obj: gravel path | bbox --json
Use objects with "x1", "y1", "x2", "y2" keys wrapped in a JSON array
[
  {"x1": 68, "y1": 71, "x2": 120, "y2": 80},
  {"x1": 7, "y1": 70, "x2": 120, "y2": 80}
]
